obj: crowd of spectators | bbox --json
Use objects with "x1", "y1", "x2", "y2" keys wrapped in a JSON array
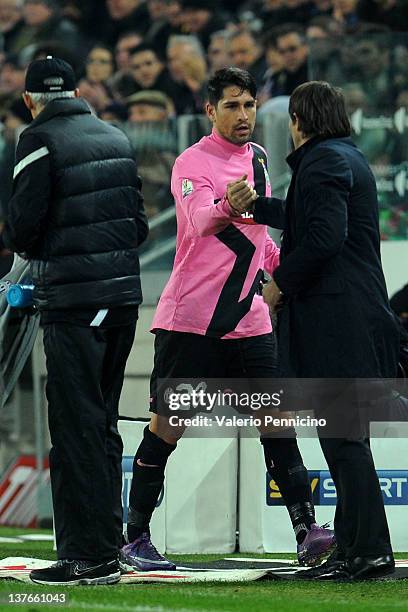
[{"x1": 0, "y1": 0, "x2": 407, "y2": 238}]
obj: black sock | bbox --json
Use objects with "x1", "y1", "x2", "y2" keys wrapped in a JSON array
[
  {"x1": 127, "y1": 426, "x2": 176, "y2": 542},
  {"x1": 261, "y1": 435, "x2": 315, "y2": 544}
]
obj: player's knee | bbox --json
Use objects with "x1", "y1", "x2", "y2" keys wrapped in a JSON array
[
  {"x1": 150, "y1": 414, "x2": 184, "y2": 445},
  {"x1": 136, "y1": 425, "x2": 177, "y2": 470}
]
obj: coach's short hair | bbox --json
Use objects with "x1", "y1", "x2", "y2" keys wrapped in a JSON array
[
  {"x1": 289, "y1": 81, "x2": 351, "y2": 139},
  {"x1": 207, "y1": 67, "x2": 257, "y2": 106}
]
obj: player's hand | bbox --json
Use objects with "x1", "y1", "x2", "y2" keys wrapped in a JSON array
[
  {"x1": 262, "y1": 279, "x2": 283, "y2": 314},
  {"x1": 227, "y1": 175, "x2": 257, "y2": 215}
]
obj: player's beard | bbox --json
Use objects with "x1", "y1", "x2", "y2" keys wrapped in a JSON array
[{"x1": 228, "y1": 126, "x2": 254, "y2": 145}]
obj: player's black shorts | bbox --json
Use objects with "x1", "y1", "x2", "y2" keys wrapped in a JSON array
[{"x1": 149, "y1": 330, "x2": 278, "y2": 413}]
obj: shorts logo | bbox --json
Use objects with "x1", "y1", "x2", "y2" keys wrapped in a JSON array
[
  {"x1": 182, "y1": 179, "x2": 194, "y2": 198},
  {"x1": 267, "y1": 470, "x2": 408, "y2": 506}
]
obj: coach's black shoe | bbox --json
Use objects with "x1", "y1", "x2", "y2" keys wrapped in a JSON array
[
  {"x1": 310, "y1": 555, "x2": 395, "y2": 581},
  {"x1": 30, "y1": 558, "x2": 121, "y2": 585},
  {"x1": 346, "y1": 555, "x2": 395, "y2": 580}
]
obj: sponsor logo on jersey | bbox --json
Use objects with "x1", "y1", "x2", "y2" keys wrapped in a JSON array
[
  {"x1": 182, "y1": 179, "x2": 194, "y2": 198},
  {"x1": 266, "y1": 470, "x2": 408, "y2": 506}
]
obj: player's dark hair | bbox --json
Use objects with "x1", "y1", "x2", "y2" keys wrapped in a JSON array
[
  {"x1": 289, "y1": 81, "x2": 351, "y2": 139},
  {"x1": 208, "y1": 67, "x2": 257, "y2": 106}
]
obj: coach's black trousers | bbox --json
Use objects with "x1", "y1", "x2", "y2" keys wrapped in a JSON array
[
  {"x1": 43, "y1": 321, "x2": 136, "y2": 561},
  {"x1": 318, "y1": 437, "x2": 392, "y2": 560}
]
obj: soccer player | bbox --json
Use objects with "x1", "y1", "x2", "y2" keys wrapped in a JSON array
[{"x1": 121, "y1": 68, "x2": 335, "y2": 571}]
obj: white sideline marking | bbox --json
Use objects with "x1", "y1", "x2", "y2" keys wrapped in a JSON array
[
  {"x1": 0, "y1": 537, "x2": 21, "y2": 543},
  {"x1": 224, "y1": 557, "x2": 296, "y2": 564},
  {"x1": 70, "y1": 605, "x2": 220, "y2": 612},
  {"x1": 18, "y1": 534, "x2": 54, "y2": 541}
]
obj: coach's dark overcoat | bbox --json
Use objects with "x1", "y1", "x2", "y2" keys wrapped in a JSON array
[{"x1": 254, "y1": 136, "x2": 399, "y2": 378}]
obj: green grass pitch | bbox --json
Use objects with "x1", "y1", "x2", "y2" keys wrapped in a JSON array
[{"x1": 0, "y1": 527, "x2": 407, "y2": 612}]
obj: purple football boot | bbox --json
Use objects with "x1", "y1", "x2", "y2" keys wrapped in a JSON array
[
  {"x1": 297, "y1": 523, "x2": 336, "y2": 566},
  {"x1": 120, "y1": 533, "x2": 176, "y2": 571}
]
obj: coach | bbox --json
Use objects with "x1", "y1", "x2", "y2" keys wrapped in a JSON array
[
  {"x1": 3, "y1": 57, "x2": 148, "y2": 585},
  {"x1": 227, "y1": 81, "x2": 400, "y2": 580}
]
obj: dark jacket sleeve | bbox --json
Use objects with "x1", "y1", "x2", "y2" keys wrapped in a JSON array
[
  {"x1": 2, "y1": 133, "x2": 51, "y2": 256},
  {"x1": 134, "y1": 174, "x2": 149, "y2": 247},
  {"x1": 253, "y1": 196, "x2": 286, "y2": 229},
  {"x1": 273, "y1": 149, "x2": 353, "y2": 296}
]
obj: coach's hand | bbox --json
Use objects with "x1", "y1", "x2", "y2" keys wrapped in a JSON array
[
  {"x1": 227, "y1": 175, "x2": 257, "y2": 214},
  {"x1": 262, "y1": 279, "x2": 283, "y2": 314}
]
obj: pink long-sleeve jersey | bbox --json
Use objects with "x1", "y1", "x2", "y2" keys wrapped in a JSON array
[{"x1": 151, "y1": 128, "x2": 280, "y2": 339}]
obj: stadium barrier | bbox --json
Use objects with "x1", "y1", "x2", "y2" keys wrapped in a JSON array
[
  {"x1": 119, "y1": 419, "x2": 238, "y2": 553},
  {"x1": 239, "y1": 432, "x2": 408, "y2": 553}
]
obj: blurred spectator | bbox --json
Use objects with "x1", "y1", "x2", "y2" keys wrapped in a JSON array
[
  {"x1": 127, "y1": 43, "x2": 182, "y2": 107},
  {"x1": 343, "y1": 81, "x2": 393, "y2": 164},
  {"x1": 107, "y1": 32, "x2": 143, "y2": 100},
  {"x1": 357, "y1": 0, "x2": 408, "y2": 33},
  {"x1": 307, "y1": 14, "x2": 343, "y2": 38},
  {"x1": 396, "y1": 90, "x2": 408, "y2": 109},
  {"x1": 124, "y1": 90, "x2": 177, "y2": 217},
  {"x1": 126, "y1": 89, "x2": 174, "y2": 123},
  {"x1": 128, "y1": 44, "x2": 165, "y2": 89},
  {"x1": 311, "y1": 0, "x2": 333, "y2": 17},
  {"x1": 167, "y1": 34, "x2": 207, "y2": 113},
  {"x1": 108, "y1": 30, "x2": 143, "y2": 98},
  {"x1": 227, "y1": 28, "x2": 267, "y2": 88},
  {"x1": 0, "y1": 0, "x2": 24, "y2": 53},
  {"x1": 145, "y1": 0, "x2": 167, "y2": 22},
  {"x1": 394, "y1": 43, "x2": 408, "y2": 94},
  {"x1": 261, "y1": 0, "x2": 315, "y2": 30},
  {"x1": 332, "y1": 0, "x2": 359, "y2": 28},
  {"x1": 101, "y1": 0, "x2": 151, "y2": 47},
  {"x1": 12, "y1": 0, "x2": 84, "y2": 56},
  {"x1": 353, "y1": 37, "x2": 393, "y2": 110},
  {"x1": 60, "y1": 0, "x2": 83, "y2": 23},
  {"x1": 208, "y1": 30, "x2": 230, "y2": 74},
  {"x1": 78, "y1": 44, "x2": 114, "y2": 113},
  {"x1": 99, "y1": 100, "x2": 128, "y2": 123},
  {"x1": 306, "y1": 16, "x2": 344, "y2": 83},
  {"x1": 274, "y1": 24, "x2": 309, "y2": 95},
  {"x1": 258, "y1": 28, "x2": 285, "y2": 104},
  {"x1": 0, "y1": 53, "x2": 25, "y2": 114},
  {"x1": 0, "y1": 97, "x2": 31, "y2": 218},
  {"x1": 328, "y1": 34, "x2": 360, "y2": 84},
  {"x1": 115, "y1": 30, "x2": 143, "y2": 71},
  {"x1": 178, "y1": 0, "x2": 227, "y2": 50},
  {"x1": 143, "y1": 0, "x2": 182, "y2": 59}
]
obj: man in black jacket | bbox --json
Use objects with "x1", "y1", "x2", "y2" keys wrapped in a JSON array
[
  {"x1": 227, "y1": 81, "x2": 400, "y2": 580},
  {"x1": 3, "y1": 56, "x2": 148, "y2": 585}
]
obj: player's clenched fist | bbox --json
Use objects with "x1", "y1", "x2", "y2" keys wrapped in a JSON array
[{"x1": 226, "y1": 174, "x2": 258, "y2": 214}]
